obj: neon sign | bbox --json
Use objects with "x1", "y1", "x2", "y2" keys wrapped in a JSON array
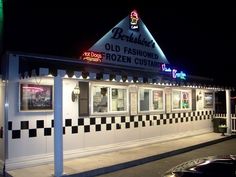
[
  {"x1": 162, "y1": 64, "x2": 172, "y2": 72},
  {"x1": 175, "y1": 71, "x2": 186, "y2": 80},
  {"x1": 161, "y1": 64, "x2": 186, "y2": 80},
  {"x1": 130, "y1": 10, "x2": 139, "y2": 30},
  {"x1": 82, "y1": 51, "x2": 103, "y2": 62},
  {"x1": 22, "y1": 86, "x2": 44, "y2": 93}
]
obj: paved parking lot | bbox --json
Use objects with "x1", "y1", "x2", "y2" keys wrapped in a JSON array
[{"x1": 98, "y1": 137, "x2": 236, "y2": 177}]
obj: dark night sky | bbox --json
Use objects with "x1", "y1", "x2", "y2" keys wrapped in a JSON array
[{"x1": 3, "y1": 1, "x2": 236, "y2": 86}]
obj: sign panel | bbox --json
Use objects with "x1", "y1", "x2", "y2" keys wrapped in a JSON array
[
  {"x1": 19, "y1": 83, "x2": 53, "y2": 112},
  {"x1": 82, "y1": 10, "x2": 169, "y2": 72}
]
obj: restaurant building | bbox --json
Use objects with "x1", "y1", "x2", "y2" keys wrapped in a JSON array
[{"x1": 0, "y1": 10, "x2": 234, "y2": 174}]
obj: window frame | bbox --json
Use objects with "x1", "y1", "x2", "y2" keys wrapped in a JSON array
[
  {"x1": 172, "y1": 89, "x2": 192, "y2": 111},
  {"x1": 110, "y1": 87, "x2": 128, "y2": 113},
  {"x1": 138, "y1": 87, "x2": 165, "y2": 113},
  {"x1": 91, "y1": 83, "x2": 129, "y2": 115}
]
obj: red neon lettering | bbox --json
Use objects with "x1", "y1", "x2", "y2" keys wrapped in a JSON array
[{"x1": 81, "y1": 51, "x2": 103, "y2": 63}]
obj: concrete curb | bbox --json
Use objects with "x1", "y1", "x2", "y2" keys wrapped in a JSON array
[{"x1": 66, "y1": 135, "x2": 235, "y2": 177}]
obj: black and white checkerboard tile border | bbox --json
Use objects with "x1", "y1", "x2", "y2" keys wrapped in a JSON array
[{"x1": 7, "y1": 111, "x2": 214, "y2": 139}]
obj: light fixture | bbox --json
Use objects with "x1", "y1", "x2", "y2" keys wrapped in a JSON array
[{"x1": 71, "y1": 84, "x2": 80, "y2": 102}]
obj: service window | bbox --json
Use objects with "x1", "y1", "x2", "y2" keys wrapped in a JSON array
[
  {"x1": 153, "y1": 90, "x2": 164, "y2": 110},
  {"x1": 92, "y1": 86, "x2": 109, "y2": 113},
  {"x1": 91, "y1": 84, "x2": 128, "y2": 114},
  {"x1": 182, "y1": 91, "x2": 190, "y2": 109},
  {"x1": 172, "y1": 89, "x2": 192, "y2": 111},
  {"x1": 139, "y1": 87, "x2": 164, "y2": 112},
  {"x1": 111, "y1": 88, "x2": 127, "y2": 112},
  {"x1": 173, "y1": 90, "x2": 181, "y2": 109},
  {"x1": 139, "y1": 88, "x2": 150, "y2": 111}
]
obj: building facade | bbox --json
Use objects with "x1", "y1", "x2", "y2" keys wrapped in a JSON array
[{"x1": 0, "y1": 10, "x2": 233, "y2": 174}]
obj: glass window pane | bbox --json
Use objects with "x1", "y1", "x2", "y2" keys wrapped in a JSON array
[
  {"x1": 93, "y1": 86, "x2": 108, "y2": 113},
  {"x1": 204, "y1": 92, "x2": 213, "y2": 108},
  {"x1": 182, "y1": 91, "x2": 190, "y2": 109},
  {"x1": 140, "y1": 89, "x2": 149, "y2": 111},
  {"x1": 153, "y1": 90, "x2": 163, "y2": 110},
  {"x1": 111, "y1": 88, "x2": 127, "y2": 111},
  {"x1": 173, "y1": 91, "x2": 181, "y2": 109}
]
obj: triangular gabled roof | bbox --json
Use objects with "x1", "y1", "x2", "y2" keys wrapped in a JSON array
[{"x1": 82, "y1": 10, "x2": 169, "y2": 73}]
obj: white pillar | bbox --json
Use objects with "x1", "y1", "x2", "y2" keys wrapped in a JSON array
[
  {"x1": 226, "y1": 89, "x2": 231, "y2": 134},
  {"x1": 54, "y1": 75, "x2": 63, "y2": 177}
]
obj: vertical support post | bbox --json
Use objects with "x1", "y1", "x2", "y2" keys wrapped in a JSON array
[
  {"x1": 226, "y1": 89, "x2": 231, "y2": 134},
  {"x1": 54, "y1": 75, "x2": 63, "y2": 177}
]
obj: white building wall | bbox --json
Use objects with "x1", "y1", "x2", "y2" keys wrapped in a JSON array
[
  {"x1": 62, "y1": 79, "x2": 83, "y2": 150},
  {"x1": 5, "y1": 54, "x2": 214, "y2": 170},
  {"x1": 7, "y1": 76, "x2": 54, "y2": 159}
]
